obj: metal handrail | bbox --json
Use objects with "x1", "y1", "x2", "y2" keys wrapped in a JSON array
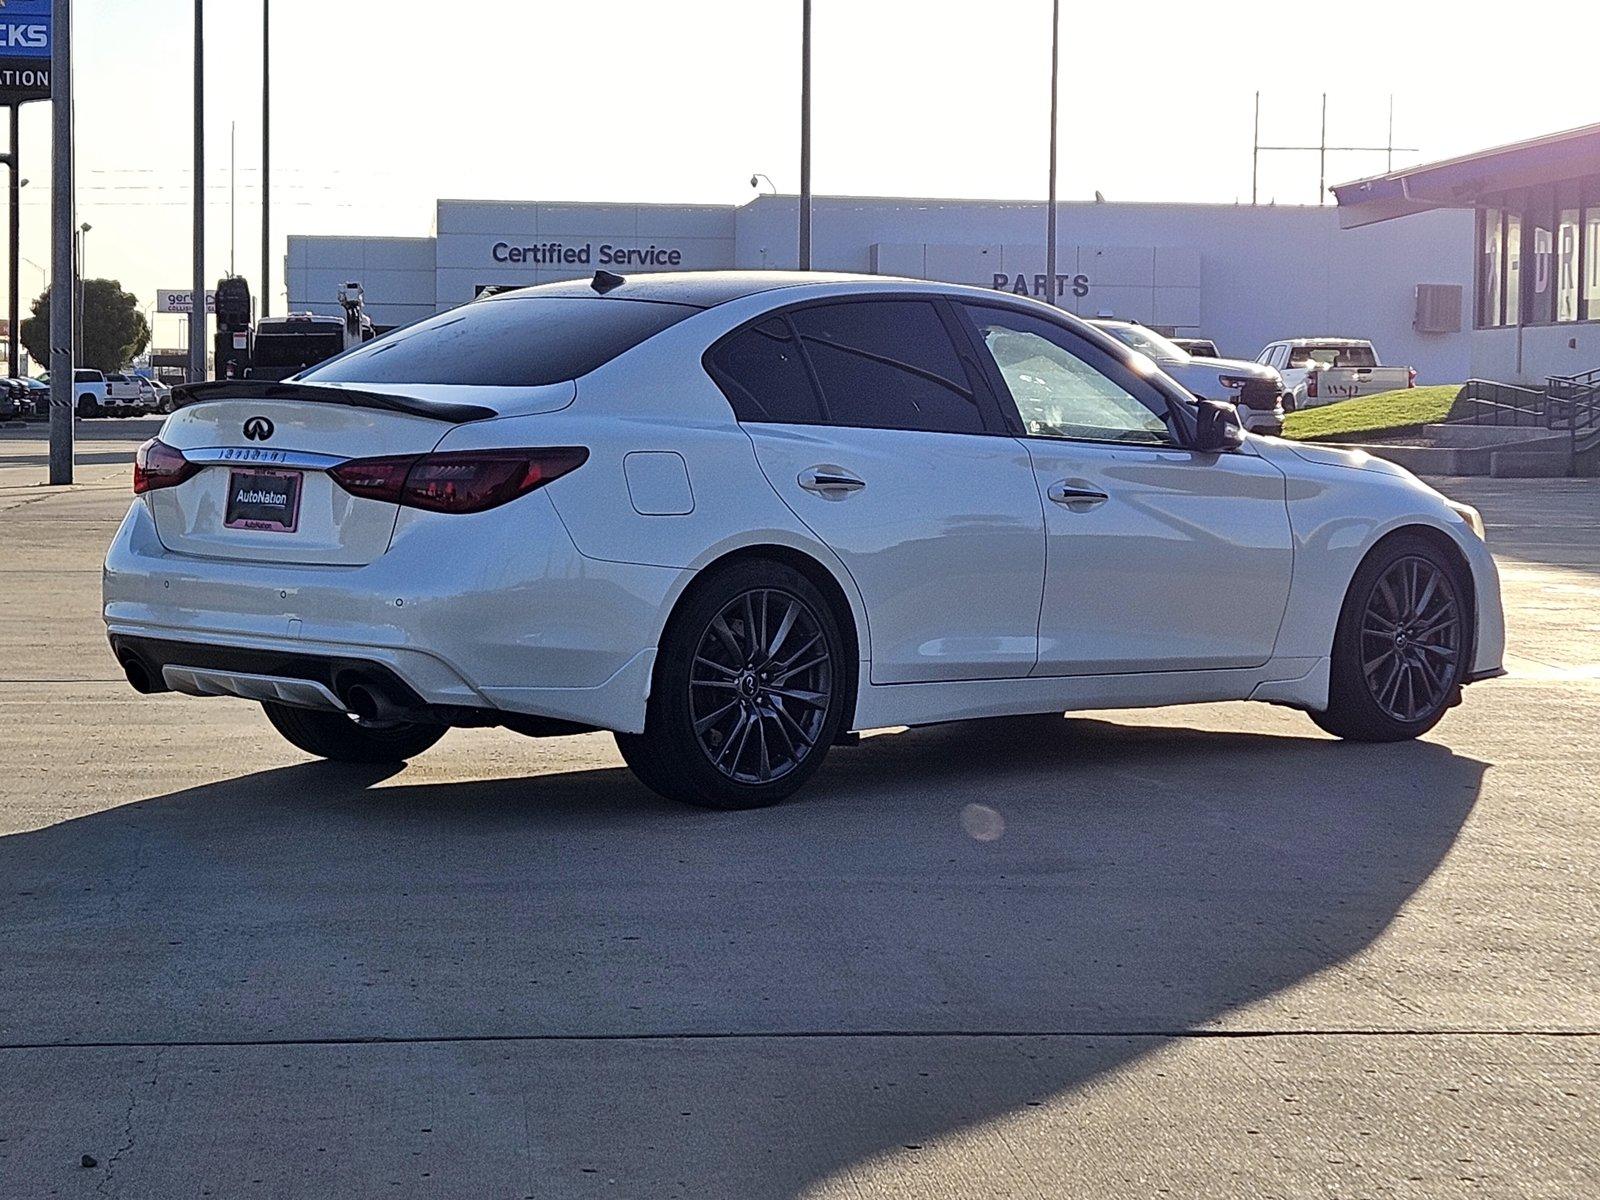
[
  {"x1": 1543, "y1": 370, "x2": 1600, "y2": 458},
  {"x1": 1454, "y1": 379, "x2": 1546, "y2": 427}
]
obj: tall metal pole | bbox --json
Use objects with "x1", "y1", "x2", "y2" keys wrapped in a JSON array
[
  {"x1": 48, "y1": 0, "x2": 73, "y2": 484},
  {"x1": 1318, "y1": 92, "x2": 1327, "y2": 205},
  {"x1": 260, "y1": 0, "x2": 269, "y2": 319},
  {"x1": 798, "y1": 0, "x2": 811, "y2": 270},
  {"x1": 1386, "y1": 94, "x2": 1394, "y2": 172},
  {"x1": 8, "y1": 105, "x2": 20, "y2": 379},
  {"x1": 189, "y1": 0, "x2": 206, "y2": 383},
  {"x1": 229, "y1": 119, "x2": 235, "y2": 276},
  {"x1": 1045, "y1": 0, "x2": 1059, "y2": 305},
  {"x1": 1250, "y1": 90, "x2": 1259, "y2": 206}
]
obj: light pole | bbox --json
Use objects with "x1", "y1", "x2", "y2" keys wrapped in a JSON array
[
  {"x1": 74, "y1": 221, "x2": 89, "y2": 360},
  {"x1": 49, "y1": 0, "x2": 74, "y2": 484},
  {"x1": 798, "y1": 0, "x2": 811, "y2": 270},
  {"x1": 261, "y1": 0, "x2": 270, "y2": 320},
  {"x1": 1045, "y1": 0, "x2": 1059, "y2": 306},
  {"x1": 189, "y1": 0, "x2": 206, "y2": 383}
]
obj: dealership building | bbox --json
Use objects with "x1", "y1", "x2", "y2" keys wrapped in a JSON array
[
  {"x1": 288, "y1": 195, "x2": 1474, "y2": 381},
  {"x1": 1334, "y1": 121, "x2": 1600, "y2": 385}
]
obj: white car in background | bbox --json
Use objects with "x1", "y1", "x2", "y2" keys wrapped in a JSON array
[
  {"x1": 1257, "y1": 338, "x2": 1416, "y2": 409},
  {"x1": 1091, "y1": 320, "x2": 1289, "y2": 435},
  {"x1": 105, "y1": 272, "x2": 1503, "y2": 810}
]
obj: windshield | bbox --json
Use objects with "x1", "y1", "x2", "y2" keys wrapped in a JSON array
[{"x1": 1099, "y1": 324, "x2": 1189, "y2": 363}]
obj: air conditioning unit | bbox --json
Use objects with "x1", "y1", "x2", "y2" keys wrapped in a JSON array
[{"x1": 1414, "y1": 283, "x2": 1462, "y2": 333}]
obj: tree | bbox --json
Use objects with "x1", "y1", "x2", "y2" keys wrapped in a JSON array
[{"x1": 20, "y1": 279, "x2": 151, "y2": 373}]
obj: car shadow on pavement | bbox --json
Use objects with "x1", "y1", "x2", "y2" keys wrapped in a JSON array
[{"x1": 0, "y1": 715, "x2": 1486, "y2": 1197}]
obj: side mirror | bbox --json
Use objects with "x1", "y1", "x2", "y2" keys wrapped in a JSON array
[{"x1": 1194, "y1": 399, "x2": 1245, "y2": 452}]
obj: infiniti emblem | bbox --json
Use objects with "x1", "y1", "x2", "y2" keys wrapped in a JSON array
[{"x1": 242, "y1": 416, "x2": 275, "y2": 441}]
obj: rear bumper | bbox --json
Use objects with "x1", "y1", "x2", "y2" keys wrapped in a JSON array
[{"x1": 102, "y1": 493, "x2": 686, "y2": 733}]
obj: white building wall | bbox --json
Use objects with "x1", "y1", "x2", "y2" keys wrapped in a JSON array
[
  {"x1": 433, "y1": 200, "x2": 737, "y2": 311},
  {"x1": 1471, "y1": 323, "x2": 1600, "y2": 384},
  {"x1": 290, "y1": 196, "x2": 1475, "y2": 383},
  {"x1": 285, "y1": 235, "x2": 436, "y2": 329},
  {"x1": 734, "y1": 197, "x2": 1474, "y2": 383}
]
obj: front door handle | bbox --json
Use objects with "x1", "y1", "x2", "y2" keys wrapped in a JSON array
[
  {"x1": 798, "y1": 465, "x2": 866, "y2": 498},
  {"x1": 1047, "y1": 480, "x2": 1109, "y2": 511}
]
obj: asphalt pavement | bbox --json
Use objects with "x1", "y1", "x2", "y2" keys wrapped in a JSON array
[{"x1": 1, "y1": 419, "x2": 1595, "y2": 1198}]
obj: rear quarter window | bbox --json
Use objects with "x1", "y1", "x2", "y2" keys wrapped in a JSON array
[{"x1": 300, "y1": 296, "x2": 700, "y2": 386}]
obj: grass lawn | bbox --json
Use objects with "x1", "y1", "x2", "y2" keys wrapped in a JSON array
[{"x1": 1282, "y1": 385, "x2": 1461, "y2": 442}]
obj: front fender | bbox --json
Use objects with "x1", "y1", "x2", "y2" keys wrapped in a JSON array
[{"x1": 1257, "y1": 440, "x2": 1504, "y2": 678}]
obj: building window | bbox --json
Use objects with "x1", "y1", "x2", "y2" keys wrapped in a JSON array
[
  {"x1": 1478, "y1": 208, "x2": 1503, "y2": 327},
  {"x1": 1586, "y1": 181, "x2": 1600, "y2": 322},
  {"x1": 1558, "y1": 184, "x2": 1581, "y2": 323},
  {"x1": 1528, "y1": 193, "x2": 1555, "y2": 326},
  {"x1": 1504, "y1": 211, "x2": 1522, "y2": 326}
]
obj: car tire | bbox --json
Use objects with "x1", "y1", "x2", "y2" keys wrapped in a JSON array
[
  {"x1": 261, "y1": 701, "x2": 446, "y2": 763},
  {"x1": 1311, "y1": 534, "x2": 1469, "y2": 742},
  {"x1": 615, "y1": 560, "x2": 848, "y2": 810}
]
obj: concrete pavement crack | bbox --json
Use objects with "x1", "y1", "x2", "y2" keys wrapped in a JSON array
[{"x1": 96, "y1": 1045, "x2": 162, "y2": 1196}]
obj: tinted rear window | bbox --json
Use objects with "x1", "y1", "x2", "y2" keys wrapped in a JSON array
[
  {"x1": 300, "y1": 297, "x2": 699, "y2": 387},
  {"x1": 704, "y1": 318, "x2": 824, "y2": 423},
  {"x1": 1287, "y1": 344, "x2": 1378, "y2": 369}
]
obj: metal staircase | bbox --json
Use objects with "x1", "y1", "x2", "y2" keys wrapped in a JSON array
[{"x1": 1456, "y1": 371, "x2": 1600, "y2": 462}]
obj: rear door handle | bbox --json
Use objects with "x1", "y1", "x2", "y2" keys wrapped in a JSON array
[
  {"x1": 798, "y1": 465, "x2": 866, "y2": 498},
  {"x1": 1047, "y1": 480, "x2": 1109, "y2": 511}
]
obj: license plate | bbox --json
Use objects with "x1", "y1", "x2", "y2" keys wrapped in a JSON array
[{"x1": 224, "y1": 468, "x2": 302, "y2": 533}]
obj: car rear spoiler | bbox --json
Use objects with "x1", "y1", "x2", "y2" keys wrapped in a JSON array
[{"x1": 170, "y1": 380, "x2": 496, "y2": 424}]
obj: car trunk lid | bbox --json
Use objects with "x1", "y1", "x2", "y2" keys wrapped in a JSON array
[{"x1": 147, "y1": 389, "x2": 495, "y2": 566}]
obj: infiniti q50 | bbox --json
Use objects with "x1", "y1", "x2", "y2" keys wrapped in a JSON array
[{"x1": 104, "y1": 272, "x2": 1504, "y2": 808}]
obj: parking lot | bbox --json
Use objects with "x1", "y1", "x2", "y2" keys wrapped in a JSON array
[{"x1": 1, "y1": 419, "x2": 1595, "y2": 1197}]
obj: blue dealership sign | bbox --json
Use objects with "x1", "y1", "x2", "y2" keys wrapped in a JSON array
[{"x1": 0, "y1": 0, "x2": 51, "y2": 103}]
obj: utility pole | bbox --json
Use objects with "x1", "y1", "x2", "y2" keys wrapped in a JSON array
[
  {"x1": 5, "y1": 106, "x2": 19, "y2": 380},
  {"x1": 1045, "y1": 0, "x2": 1059, "y2": 305},
  {"x1": 261, "y1": 0, "x2": 269, "y2": 319},
  {"x1": 48, "y1": 0, "x2": 72, "y2": 484},
  {"x1": 1250, "y1": 91, "x2": 1259, "y2": 205},
  {"x1": 229, "y1": 120, "x2": 235, "y2": 276},
  {"x1": 798, "y1": 0, "x2": 811, "y2": 270},
  {"x1": 189, "y1": 0, "x2": 206, "y2": 383},
  {"x1": 1318, "y1": 92, "x2": 1327, "y2": 205}
]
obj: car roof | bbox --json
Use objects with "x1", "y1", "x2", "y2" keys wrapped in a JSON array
[
  {"x1": 476, "y1": 270, "x2": 902, "y2": 310},
  {"x1": 1270, "y1": 337, "x2": 1373, "y2": 346}
]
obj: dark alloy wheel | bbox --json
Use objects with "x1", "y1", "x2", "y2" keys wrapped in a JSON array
[
  {"x1": 1313, "y1": 535, "x2": 1468, "y2": 742},
  {"x1": 616, "y1": 561, "x2": 847, "y2": 809},
  {"x1": 689, "y1": 587, "x2": 833, "y2": 785},
  {"x1": 1358, "y1": 556, "x2": 1462, "y2": 723}
]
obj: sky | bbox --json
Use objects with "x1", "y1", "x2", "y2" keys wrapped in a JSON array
[{"x1": 16, "y1": 0, "x2": 1600, "y2": 350}]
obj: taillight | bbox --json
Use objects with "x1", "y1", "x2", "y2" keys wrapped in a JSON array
[
  {"x1": 1307, "y1": 372, "x2": 1318, "y2": 399},
  {"x1": 1408, "y1": 367, "x2": 1417, "y2": 388},
  {"x1": 329, "y1": 447, "x2": 588, "y2": 514},
  {"x1": 133, "y1": 438, "x2": 199, "y2": 494}
]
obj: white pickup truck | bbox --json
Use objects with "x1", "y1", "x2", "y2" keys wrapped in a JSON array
[
  {"x1": 1255, "y1": 338, "x2": 1415, "y2": 410},
  {"x1": 100, "y1": 372, "x2": 146, "y2": 416}
]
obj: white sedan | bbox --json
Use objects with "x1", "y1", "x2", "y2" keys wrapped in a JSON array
[{"x1": 104, "y1": 272, "x2": 1504, "y2": 809}]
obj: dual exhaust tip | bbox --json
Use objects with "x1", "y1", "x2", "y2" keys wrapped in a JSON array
[{"x1": 117, "y1": 650, "x2": 407, "y2": 721}]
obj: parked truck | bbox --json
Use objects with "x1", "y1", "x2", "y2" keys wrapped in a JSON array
[
  {"x1": 1255, "y1": 338, "x2": 1415, "y2": 410},
  {"x1": 248, "y1": 281, "x2": 375, "y2": 381}
]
